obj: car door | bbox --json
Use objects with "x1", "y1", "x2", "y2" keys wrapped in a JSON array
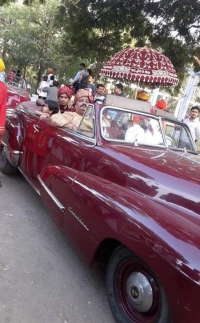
[
  {"x1": 39, "y1": 105, "x2": 96, "y2": 228},
  {"x1": 24, "y1": 118, "x2": 58, "y2": 189},
  {"x1": 18, "y1": 108, "x2": 41, "y2": 182}
]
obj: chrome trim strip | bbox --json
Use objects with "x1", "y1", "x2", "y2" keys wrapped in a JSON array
[
  {"x1": 38, "y1": 175, "x2": 65, "y2": 212},
  {"x1": 2, "y1": 141, "x2": 22, "y2": 155},
  {"x1": 57, "y1": 132, "x2": 96, "y2": 144},
  {"x1": 2, "y1": 140, "x2": 7, "y2": 147},
  {"x1": 18, "y1": 167, "x2": 40, "y2": 195},
  {"x1": 68, "y1": 207, "x2": 89, "y2": 231}
]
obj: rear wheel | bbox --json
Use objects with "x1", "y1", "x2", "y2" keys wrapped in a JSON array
[
  {"x1": 107, "y1": 245, "x2": 172, "y2": 323},
  {"x1": 0, "y1": 145, "x2": 18, "y2": 174}
]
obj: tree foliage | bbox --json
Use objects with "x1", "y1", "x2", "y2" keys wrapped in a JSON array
[
  {"x1": 1, "y1": 0, "x2": 199, "y2": 93},
  {"x1": 56, "y1": 0, "x2": 199, "y2": 89},
  {"x1": 0, "y1": 1, "x2": 71, "y2": 87}
]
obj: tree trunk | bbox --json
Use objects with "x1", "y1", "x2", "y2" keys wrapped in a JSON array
[{"x1": 35, "y1": 62, "x2": 44, "y2": 93}]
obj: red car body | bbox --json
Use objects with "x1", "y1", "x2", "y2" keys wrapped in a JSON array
[
  {"x1": 6, "y1": 84, "x2": 31, "y2": 109},
  {"x1": 1, "y1": 95, "x2": 200, "y2": 323}
]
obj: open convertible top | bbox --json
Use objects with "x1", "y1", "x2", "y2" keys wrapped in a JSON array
[{"x1": 104, "y1": 94, "x2": 176, "y2": 119}]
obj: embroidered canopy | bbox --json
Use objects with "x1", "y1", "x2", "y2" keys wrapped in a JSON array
[{"x1": 101, "y1": 47, "x2": 179, "y2": 87}]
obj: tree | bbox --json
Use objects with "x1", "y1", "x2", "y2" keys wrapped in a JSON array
[
  {"x1": 0, "y1": 1, "x2": 68, "y2": 87},
  {"x1": 57, "y1": 0, "x2": 199, "y2": 89},
  {"x1": 146, "y1": 0, "x2": 200, "y2": 47},
  {"x1": 57, "y1": 0, "x2": 152, "y2": 76}
]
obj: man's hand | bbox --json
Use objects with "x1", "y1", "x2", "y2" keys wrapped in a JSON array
[{"x1": 40, "y1": 113, "x2": 50, "y2": 120}]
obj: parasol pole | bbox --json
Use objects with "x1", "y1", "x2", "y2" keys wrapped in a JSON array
[
  {"x1": 135, "y1": 81, "x2": 140, "y2": 99},
  {"x1": 150, "y1": 87, "x2": 160, "y2": 107}
]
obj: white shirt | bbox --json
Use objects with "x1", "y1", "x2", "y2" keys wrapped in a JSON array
[
  {"x1": 37, "y1": 81, "x2": 49, "y2": 97},
  {"x1": 47, "y1": 73, "x2": 54, "y2": 86},
  {"x1": 94, "y1": 94, "x2": 105, "y2": 104},
  {"x1": 125, "y1": 124, "x2": 145, "y2": 142},
  {"x1": 184, "y1": 118, "x2": 200, "y2": 142}
]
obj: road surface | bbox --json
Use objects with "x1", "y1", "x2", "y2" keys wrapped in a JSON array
[{"x1": 0, "y1": 171, "x2": 116, "y2": 323}]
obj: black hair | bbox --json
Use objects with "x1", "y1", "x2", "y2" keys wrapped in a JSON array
[
  {"x1": 45, "y1": 100, "x2": 59, "y2": 115},
  {"x1": 80, "y1": 63, "x2": 86, "y2": 68},
  {"x1": 53, "y1": 80, "x2": 59, "y2": 87},
  {"x1": 43, "y1": 75, "x2": 48, "y2": 81},
  {"x1": 115, "y1": 83, "x2": 123, "y2": 91},
  {"x1": 36, "y1": 98, "x2": 45, "y2": 107},
  {"x1": 97, "y1": 83, "x2": 104, "y2": 89},
  {"x1": 87, "y1": 68, "x2": 92, "y2": 76},
  {"x1": 191, "y1": 106, "x2": 200, "y2": 112}
]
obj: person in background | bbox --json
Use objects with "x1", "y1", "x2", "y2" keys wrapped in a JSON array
[
  {"x1": 79, "y1": 69, "x2": 96, "y2": 95},
  {"x1": 94, "y1": 84, "x2": 106, "y2": 104},
  {"x1": 57, "y1": 85, "x2": 75, "y2": 113},
  {"x1": 34, "y1": 100, "x2": 59, "y2": 120},
  {"x1": 87, "y1": 75, "x2": 96, "y2": 95},
  {"x1": 73, "y1": 63, "x2": 86, "y2": 93},
  {"x1": 37, "y1": 75, "x2": 49, "y2": 100},
  {"x1": 42, "y1": 80, "x2": 59, "y2": 102},
  {"x1": 114, "y1": 83, "x2": 126, "y2": 97},
  {"x1": 125, "y1": 115, "x2": 144, "y2": 142},
  {"x1": 103, "y1": 86, "x2": 108, "y2": 96},
  {"x1": 155, "y1": 99, "x2": 167, "y2": 110},
  {"x1": 7, "y1": 67, "x2": 16, "y2": 83},
  {"x1": 15, "y1": 69, "x2": 21, "y2": 83},
  {"x1": 47, "y1": 68, "x2": 54, "y2": 85},
  {"x1": 79, "y1": 68, "x2": 91, "y2": 88},
  {"x1": 0, "y1": 59, "x2": 7, "y2": 144},
  {"x1": 140, "y1": 119, "x2": 154, "y2": 143},
  {"x1": 184, "y1": 106, "x2": 200, "y2": 143},
  {"x1": 49, "y1": 75, "x2": 54, "y2": 86}
]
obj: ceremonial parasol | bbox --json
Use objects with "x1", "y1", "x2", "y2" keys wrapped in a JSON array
[{"x1": 101, "y1": 47, "x2": 179, "y2": 87}]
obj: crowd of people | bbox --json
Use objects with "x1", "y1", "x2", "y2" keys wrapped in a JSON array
[
  {"x1": 7, "y1": 67, "x2": 21, "y2": 84},
  {"x1": 34, "y1": 62, "x2": 200, "y2": 145},
  {"x1": 0, "y1": 58, "x2": 200, "y2": 145},
  {"x1": 35, "y1": 63, "x2": 128, "y2": 129}
]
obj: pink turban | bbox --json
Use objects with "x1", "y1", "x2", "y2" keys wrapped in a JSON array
[
  {"x1": 58, "y1": 85, "x2": 73, "y2": 99},
  {"x1": 132, "y1": 115, "x2": 140, "y2": 124},
  {"x1": 74, "y1": 89, "x2": 94, "y2": 105}
]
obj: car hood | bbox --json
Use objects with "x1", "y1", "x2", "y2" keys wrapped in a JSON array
[
  {"x1": 91, "y1": 144, "x2": 200, "y2": 225},
  {"x1": 7, "y1": 84, "x2": 31, "y2": 101}
]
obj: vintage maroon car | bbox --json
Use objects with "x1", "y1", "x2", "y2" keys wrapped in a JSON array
[
  {"x1": 6, "y1": 84, "x2": 31, "y2": 109},
  {"x1": 1, "y1": 95, "x2": 200, "y2": 323}
]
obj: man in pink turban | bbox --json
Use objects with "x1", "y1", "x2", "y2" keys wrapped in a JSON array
[
  {"x1": 51, "y1": 89, "x2": 93, "y2": 131},
  {"x1": 57, "y1": 85, "x2": 74, "y2": 113}
]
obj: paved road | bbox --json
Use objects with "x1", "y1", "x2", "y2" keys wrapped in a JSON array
[{"x1": 0, "y1": 172, "x2": 116, "y2": 323}]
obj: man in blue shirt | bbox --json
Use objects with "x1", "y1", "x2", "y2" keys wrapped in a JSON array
[{"x1": 73, "y1": 63, "x2": 86, "y2": 93}]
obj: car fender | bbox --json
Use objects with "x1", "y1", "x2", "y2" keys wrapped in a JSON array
[
  {"x1": 38, "y1": 166, "x2": 200, "y2": 322},
  {"x1": 64, "y1": 171, "x2": 200, "y2": 322},
  {"x1": 39, "y1": 166, "x2": 200, "y2": 280},
  {"x1": 2, "y1": 109, "x2": 23, "y2": 167}
]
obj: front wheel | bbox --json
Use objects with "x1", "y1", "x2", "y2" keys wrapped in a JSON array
[
  {"x1": 106, "y1": 246, "x2": 172, "y2": 323},
  {"x1": 0, "y1": 145, "x2": 18, "y2": 174}
]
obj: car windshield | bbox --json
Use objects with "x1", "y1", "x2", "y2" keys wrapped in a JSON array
[
  {"x1": 99, "y1": 107, "x2": 197, "y2": 152},
  {"x1": 76, "y1": 104, "x2": 95, "y2": 138},
  {"x1": 162, "y1": 118, "x2": 196, "y2": 152},
  {"x1": 100, "y1": 107, "x2": 165, "y2": 146}
]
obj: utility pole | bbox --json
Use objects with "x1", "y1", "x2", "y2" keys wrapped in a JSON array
[{"x1": 176, "y1": 69, "x2": 200, "y2": 121}]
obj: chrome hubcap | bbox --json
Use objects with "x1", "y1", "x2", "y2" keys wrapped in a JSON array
[{"x1": 126, "y1": 272, "x2": 153, "y2": 313}]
